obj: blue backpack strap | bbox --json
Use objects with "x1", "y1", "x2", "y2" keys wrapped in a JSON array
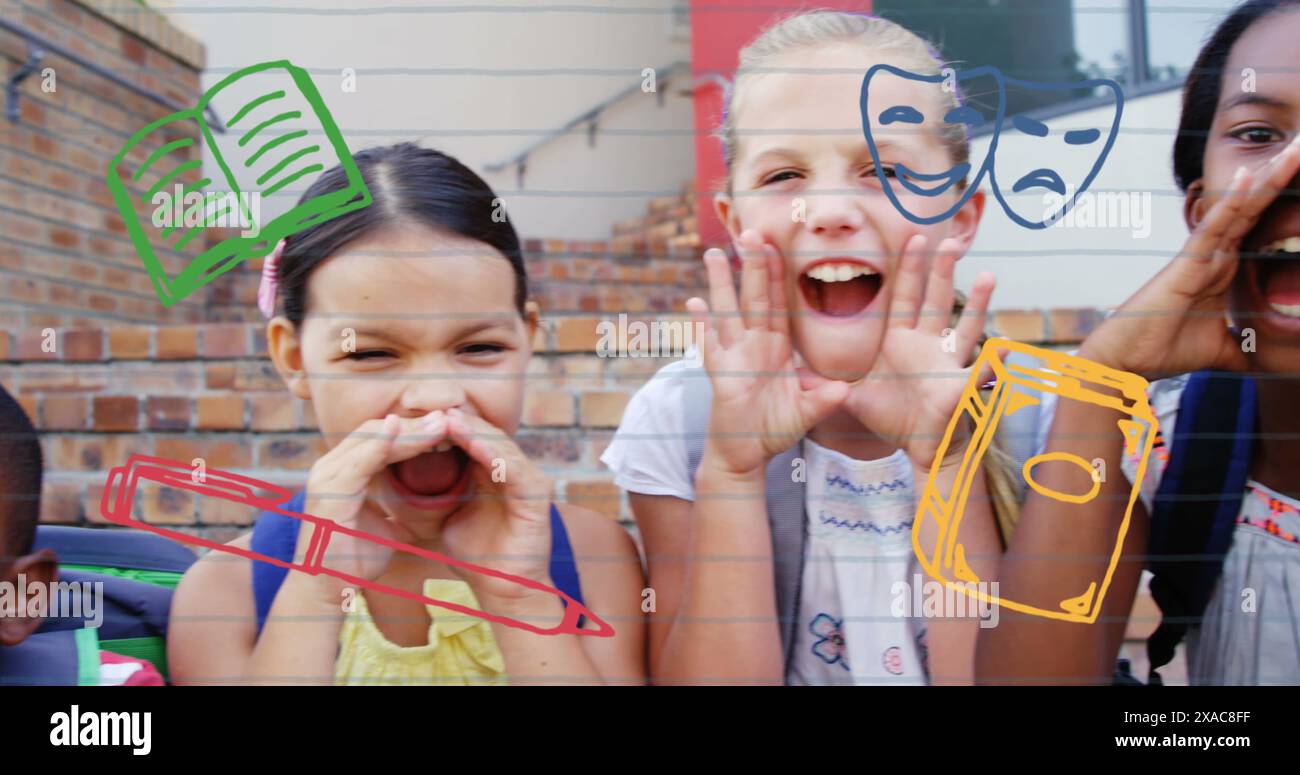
[
  {"x1": 766, "y1": 443, "x2": 807, "y2": 677},
  {"x1": 1146, "y1": 370, "x2": 1256, "y2": 684},
  {"x1": 251, "y1": 491, "x2": 307, "y2": 638}
]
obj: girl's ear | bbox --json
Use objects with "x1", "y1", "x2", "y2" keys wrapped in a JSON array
[
  {"x1": 713, "y1": 192, "x2": 744, "y2": 243},
  {"x1": 523, "y1": 300, "x2": 541, "y2": 349},
  {"x1": 945, "y1": 188, "x2": 986, "y2": 257},
  {"x1": 1184, "y1": 180, "x2": 1207, "y2": 231},
  {"x1": 267, "y1": 317, "x2": 311, "y2": 400},
  {"x1": 0, "y1": 549, "x2": 56, "y2": 646}
]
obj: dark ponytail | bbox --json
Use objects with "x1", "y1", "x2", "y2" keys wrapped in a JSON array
[
  {"x1": 274, "y1": 142, "x2": 526, "y2": 326},
  {"x1": 1173, "y1": 0, "x2": 1300, "y2": 192}
]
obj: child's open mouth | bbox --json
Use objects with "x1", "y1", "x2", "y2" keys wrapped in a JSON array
[
  {"x1": 1252, "y1": 236, "x2": 1300, "y2": 318},
  {"x1": 797, "y1": 260, "x2": 883, "y2": 318},
  {"x1": 386, "y1": 444, "x2": 474, "y2": 510}
]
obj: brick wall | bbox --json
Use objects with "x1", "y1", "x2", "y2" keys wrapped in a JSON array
[
  {"x1": 2, "y1": 303, "x2": 1097, "y2": 534},
  {"x1": 202, "y1": 190, "x2": 708, "y2": 324},
  {"x1": 0, "y1": 0, "x2": 210, "y2": 329}
]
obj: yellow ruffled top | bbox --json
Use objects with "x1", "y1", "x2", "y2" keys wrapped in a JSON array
[{"x1": 334, "y1": 579, "x2": 507, "y2": 686}]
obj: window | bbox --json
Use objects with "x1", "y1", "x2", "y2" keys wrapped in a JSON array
[
  {"x1": 670, "y1": 1, "x2": 691, "y2": 42},
  {"x1": 1144, "y1": 0, "x2": 1232, "y2": 85},
  {"x1": 872, "y1": 0, "x2": 1233, "y2": 119}
]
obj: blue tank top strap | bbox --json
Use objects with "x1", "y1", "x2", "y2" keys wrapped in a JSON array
[
  {"x1": 251, "y1": 491, "x2": 306, "y2": 637},
  {"x1": 252, "y1": 495, "x2": 585, "y2": 637},
  {"x1": 547, "y1": 503, "x2": 586, "y2": 620}
]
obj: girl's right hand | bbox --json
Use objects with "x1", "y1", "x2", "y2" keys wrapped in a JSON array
[
  {"x1": 296, "y1": 411, "x2": 446, "y2": 598},
  {"x1": 1082, "y1": 134, "x2": 1300, "y2": 378},
  {"x1": 686, "y1": 230, "x2": 851, "y2": 476}
]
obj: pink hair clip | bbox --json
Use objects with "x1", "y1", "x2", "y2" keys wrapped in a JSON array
[{"x1": 257, "y1": 238, "x2": 287, "y2": 319}]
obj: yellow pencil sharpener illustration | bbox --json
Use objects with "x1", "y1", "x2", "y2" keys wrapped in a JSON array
[{"x1": 912, "y1": 337, "x2": 1156, "y2": 624}]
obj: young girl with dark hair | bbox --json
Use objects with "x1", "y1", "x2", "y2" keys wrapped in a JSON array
[
  {"x1": 169, "y1": 143, "x2": 646, "y2": 685},
  {"x1": 980, "y1": 0, "x2": 1300, "y2": 686}
]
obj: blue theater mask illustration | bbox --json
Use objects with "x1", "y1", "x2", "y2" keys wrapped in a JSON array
[
  {"x1": 859, "y1": 64, "x2": 1123, "y2": 229},
  {"x1": 860, "y1": 63, "x2": 1005, "y2": 225},
  {"x1": 991, "y1": 76, "x2": 1124, "y2": 229}
]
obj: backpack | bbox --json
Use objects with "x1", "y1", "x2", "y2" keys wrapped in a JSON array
[
  {"x1": 1142, "y1": 370, "x2": 1256, "y2": 685},
  {"x1": 0, "y1": 526, "x2": 195, "y2": 685},
  {"x1": 680, "y1": 352, "x2": 1048, "y2": 676}
]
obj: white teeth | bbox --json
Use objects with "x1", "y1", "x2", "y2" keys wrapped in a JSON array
[
  {"x1": 1261, "y1": 236, "x2": 1300, "y2": 253},
  {"x1": 434, "y1": 441, "x2": 453, "y2": 452},
  {"x1": 1269, "y1": 302, "x2": 1300, "y2": 318},
  {"x1": 804, "y1": 263, "x2": 878, "y2": 283}
]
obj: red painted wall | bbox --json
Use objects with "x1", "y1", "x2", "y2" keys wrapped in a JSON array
[{"x1": 688, "y1": 1, "x2": 874, "y2": 248}]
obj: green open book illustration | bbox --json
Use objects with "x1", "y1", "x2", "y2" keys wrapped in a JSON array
[{"x1": 108, "y1": 60, "x2": 371, "y2": 308}]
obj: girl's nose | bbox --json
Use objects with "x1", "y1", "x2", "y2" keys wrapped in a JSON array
[
  {"x1": 806, "y1": 195, "x2": 865, "y2": 236},
  {"x1": 397, "y1": 375, "x2": 467, "y2": 417}
]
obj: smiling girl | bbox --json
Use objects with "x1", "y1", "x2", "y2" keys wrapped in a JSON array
[
  {"x1": 602, "y1": 11, "x2": 1031, "y2": 685},
  {"x1": 168, "y1": 143, "x2": 645, "y2": 686},
  {"x1": 979, "y1": 0, "x2": 1300, "y2": 686}
]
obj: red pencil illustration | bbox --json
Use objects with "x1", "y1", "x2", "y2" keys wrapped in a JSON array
[{"x1": 100, "y1": 454, "x2": 614, "y2": 638}]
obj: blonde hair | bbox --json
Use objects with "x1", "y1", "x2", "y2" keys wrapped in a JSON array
[
  {"x1": 720, "y1": 9, "x2": 1022, "y2": 544},
  {"x1": 949, "y1": 295, "x2": 1023, "y2": 547},
  {"x1": 717, "y1": 10, "x2": 970, "y2": 190}
]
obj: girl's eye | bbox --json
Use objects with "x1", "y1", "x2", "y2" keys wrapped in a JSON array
[
  {"x1": 346, "y1": 350, "x2": 392, "y2": 361},
  {"x1": 864, "y1": 166, "x2": 897, "y2": 179},
  {"x1": 460, "y1": 343, "x2": 506, "y2": 355},
  {"x1": 760, "y1": 170, "x2": 801, "y2": 186},
  {"x1": 1231, "y1": 126, "x2": 1285, "y2": 144}
]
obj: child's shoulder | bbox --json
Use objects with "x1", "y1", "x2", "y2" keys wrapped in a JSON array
[
  {"x1": 174, "y1": 531, "x2": 255, "y2": 605},
  {"x1": 554, "y1": 503, "x2": 645, "y2": 636},
  {"x1": 626, "y1": 353, "x2": 703, "y2": 403},
  {"x1": 555, "y1": 503, "x2": 637, "y2": 558}
]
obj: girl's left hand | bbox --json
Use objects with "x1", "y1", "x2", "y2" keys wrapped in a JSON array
[
  {"x1": 440, "y1": 408, "x2": 555, "y2": 604},
  {"x1": 809, "y1": 234, "x2": 995, "y2": 468}
]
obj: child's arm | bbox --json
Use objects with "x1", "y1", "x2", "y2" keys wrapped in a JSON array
[
  {"x1": 625, "y1": 491, "x2": 693, "y2": 681},
  {"x1": 170, "y1": 413, "x2": 446, "y2": 685},
  {"x1": 168, "y1": 532, "x2": 350, "y2": 686},
  {"x1": 976, "y1": 392, "x2": 1149, "y2": 684},
  {"x1": 887, "y1": 239, "x2": 1000, "y2": 686},
  {"x1": 439, "y1": 410, "x2": 644, "y2": 685},
  {"x1": 916, "y1": 462, "x2": 1001, "y2": 685},
  {"x1": 504, "y1": 503, "x2": 646, "y2": 685},
  {"x1": 660, "y1": 231, "x2": 849, "y2": 685},
  {"x1": 168, "y1": 533, "x2": 260, "y2": 685},
  {"x1": 979, "y1": 144, "x2": 1300, "y2": 684}
]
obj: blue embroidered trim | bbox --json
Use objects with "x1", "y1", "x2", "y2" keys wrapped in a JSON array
[
  {"x1": 824, "y1": 475, "x2": 909, "y2": 498},
  {"x1": 817, "y1": 510, "x2": 914, "y2": 535}
]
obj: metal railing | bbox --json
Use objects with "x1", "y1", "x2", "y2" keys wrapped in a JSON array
[
  {"x1": 0, "y1": 16, "x2": 225, "y2": 132},
  {"x1": 483, "y1": 60, "x2": 689, "y2": 188}
]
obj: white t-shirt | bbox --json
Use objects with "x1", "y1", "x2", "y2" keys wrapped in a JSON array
[
  {"x1": 1120, "y1": 375, "x2": 1300, "y2": 686},
  {"x1": 601, "y1": 355, "x2": 1048, "y2": 685},
  {"x1": 599, "y1": 358, "x2": 700, "y2": 502},
  {"x1": 788, "y1": 439, "x2": 926, "y2": 685}
]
